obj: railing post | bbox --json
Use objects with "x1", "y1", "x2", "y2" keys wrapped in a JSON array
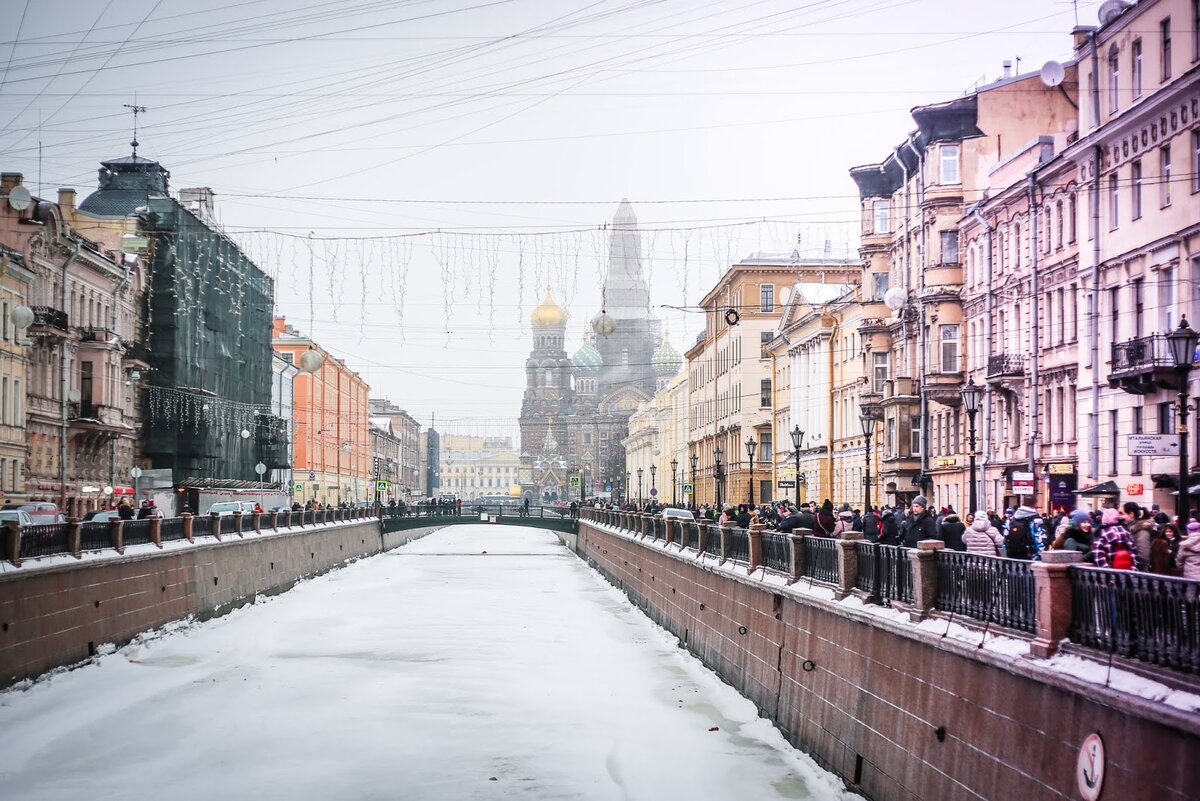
[
  {"x1": 270, "y1": 510, "x2": 278, "y2": 531},
  {"x1": 3, "y1": 519, "x2": 21, "y2": 566},
  {"x1": 748, "y1": 523, "x2": 765, "y2": 571},
  {"x1": 1029, "y1": 552, "x2": 1083, "y2": 658},
  {"x1": 835, "y1": 529, "x2": 863, "y2": 600},
  {"x1": 233, "y1": 510, "x2": 244, "y2": 537},
  {"x1": 788, "y1": 529, "x2": 811, "y2": 581},
  {"x1": 252, "y1": 512, "x2": 261, "y2": 533},
  {"x1": 906, "y1": 540, "x2": 944, "y2": 622},
  {"x1": 149, "y1": 515, "x2": 162, "y2": 549},
  {"x1": 182, "y1": 512, "x2": 194, "y2": 543},
  {"x1": 67, "y1": 517, "x2": 82, "y2": 558},
  {"x1": 697, "y1": 522, "x2": 711, "y2": 554},
  {"x1": 210, "y1": 512, "x2": 222, "y2": 541},
  {"x1": 109, "y1": 519, "x2": 125, "y2": 554},
  {"x1": 719, "y1": 522, "x2": 734, "y2": 563}
]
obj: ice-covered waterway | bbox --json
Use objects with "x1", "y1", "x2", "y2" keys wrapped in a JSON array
[{"x1": 0, "y1": 525, "x2": 854, "y2": 801}]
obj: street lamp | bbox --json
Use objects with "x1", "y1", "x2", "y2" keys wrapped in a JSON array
[
  {"x1": 961, "y1": 378, "x2": 983, "y2": 515},
  {"x1": 670, "y1": 458, "x2": 679, "y2": 507},
  {"x1": 713, "y1": 445, "x2": 725, "y2": 510},
  {"x1": 637, "y1": 467, "x2": 644, "y2": 505},
  {"x1": 859, "y1": 403, "x2": 879, "y2": 513},
  {"x1": 790, "y1": 426, "x2": 805, "y2": 507},
  {"x1": 689, "y1": 451, "x2": 699, "y2": 510},
  {"x1": 745, "y1": 436, "x2": 757, "y2": 507},
  {"x1": 624, "y1": 471, "x2": 630, "y2": 505},
  {"x1": 649, "y1": 464, "x2": 657, "y2": 504},
  {"x1": 255, "y1": 462, "x2": 267, "y2": 509},
  {"x1": 1167, "y1": 318, "x2": 1200, "y2": 525}
]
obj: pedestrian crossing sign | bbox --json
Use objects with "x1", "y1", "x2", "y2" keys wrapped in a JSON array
[
  {"x1": 293, "y1": 482, "x2": 304, "y2": 494},
  {"x1": 375, "y1": 480, "x2": 389, "y2": 492},
  {"x1": 569, "y1": 475, "x2": 581, "y2": 487},
  {"x1": 682, "y1": 482, "x2": 694, "y2": 495}
]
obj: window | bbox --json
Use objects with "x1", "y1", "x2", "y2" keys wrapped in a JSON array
[
  {"x1": 1055, "y1": 201, "x2": 1064, "y2": 249},
  {"x1": 1133, "y1": 406, "x2": 1144, "y2": 475},
  {"x1": 940, "y1": 145, "x2": 960, "y2": 184},
  {"x1": 911, "y1": 415, "x2": 922, "y2": 456},
  {"x1": 1194, "y1": 0, "x2": 1200, "y2": 61},
  {"x1": 1162, "y1": 266, "x2": 1177, "y2": 330},
  {"x1": 760, "y1": 284, "x2": 774, "y2": 313},
  {"x1": 1, "y1": 377, "x2": 6, "y2": 425},
  {"x1": 1013, "y1": 222, "x2": 1021, "y2": 268},
  {"x1": 760, "y1": 379, "x2": 771, "y2": 408},
  {"x1": 1134, "y1": 278, "x2": 1145, "y2": 338},
  {"x1": 1132, "y1": 38, "x2": 1143, "y2": 97},
  {"x1": 1068, "y1": 194, "x2": 1078, "y2": 242},
  {"x1": 873, "y1": 352, "x2": 889, "y2": 393},
  {"x1": 1194, "y1": 130, "x2": 1200, "y2": 193},
  {"x1": 872, "y1": 272, "x2": 889, "y2": 301},
  {"x1": 1, "y1": 301, "x2": 7, "y2": 341},
  {"x1": 1108, "y1": 45, "x2": 1120, "y2": 113},
  {"x1": 1161, "y1": 145, "x2": 1172, "y2": 207},
  {"x1": 1162, "y1": 18, "x2": 1173, "y2": 81},
  {"x1": 939, "y1": 230, "x2": 959, "y2": 264},
  {"x1": 940, "y1": 325, "x2": 959, "y2": 373},
  {"x1": 760, "y1": 433, "x2": 772, "y2": 457},
  {"x1": 1160, "y1": 401, "x2": 1178, "y2": 434},
  {"x1": 1110, "y1": 409, "x2": 1119, "y2": 475},
  {"x1": 1109, "y1": 173, "x2": 1119, "y2": 229},
  {"x1": 760, "y1": 330, "x2": 772, "y2": 357},
  {"x1": 873, "y1": 200, "x2": 889, "y2": 233},
  {"x1": 1131, "y1": 160, "x2": 1143, "y2": 218}
]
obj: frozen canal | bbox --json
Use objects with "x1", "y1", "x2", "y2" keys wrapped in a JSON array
[{"x1": 0, "y1": 525, "x2": 853, "y2": 801}]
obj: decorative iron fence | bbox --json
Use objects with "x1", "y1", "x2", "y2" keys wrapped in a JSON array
[
  {"x1": 761, "y1": 532, "x2": 791, "y2": 574},
  {"x1": 727, "y1": 527, "x2": 750, "y2": 563},
  {"x1": 855, "y1": 542, "x2": 914, "y2": 604},
  {"x1": 935, "y1": 551, "x2": 1036, "y2": 634},
  {"x1": 159, "y1": 517, "x2": 188, "y2": 542},
  {"x1": 803, "y1": 536, "x2": 839, "y2": 584},
  {"x1": 20, "y1": 523, "x2": 71, "y2": 558},
  {"x1": 681, "y1": 522, "x2": 700, "y2": 551},
  {"x1": 1068, "y1": 567, "x2": 1200, "y2": 674},
  {"x1": 122, "y1": 520, "x2": 154, "y2": 547},
  {"x1": 79, "y1": 521, "x2": 111, "y2": 550}
]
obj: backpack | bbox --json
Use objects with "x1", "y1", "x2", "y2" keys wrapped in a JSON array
[
  {"x1": 1110, "y1": 544, "x2": 1135, "y2": 570},
  {"x1": 1005, "y1": 519, "x2": 1034, "y2": 560}
]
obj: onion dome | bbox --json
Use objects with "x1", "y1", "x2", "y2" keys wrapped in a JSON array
[
  {"x1": 652, "y1": 336, "x2": 682, "y2": 375},
  {"x1": 530, "y1": 288, "x2": 567, "y2": 327},
  {"x1": 571, "y1": 334, "x2": 603, "y2": 372}
]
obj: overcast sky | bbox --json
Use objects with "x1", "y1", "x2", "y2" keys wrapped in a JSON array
[{"x1": 0, "y1": 0, "x2": 1102, "y2": 439}]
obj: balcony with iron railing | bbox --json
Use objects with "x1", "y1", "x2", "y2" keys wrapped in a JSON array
[
  {"x1": 1109, "y1": 333, "x2": 1183, "y2": 394},
  {"x1": 29, "y1": 306, "x2": 69, "y2": 337},
  {"x1": 79, "y1": 327, "x2": 120, "y2": 345},
  {"x1": 987, "y1": 353, "x2": 1025, "y2": 379}
]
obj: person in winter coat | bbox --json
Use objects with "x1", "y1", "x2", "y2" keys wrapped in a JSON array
[
  {"x1": 861, "y1": 507, "x2": 880, "y2": 541},
  {"x1": 1149, "y1": 524, "x2": 1179, "y2": 575},
  {"x1": 735, "y1": 505, "x2": 752, "y2": 529},
  {"x1": 833, "y1": 506, "x2": 856, "y2": 537},
  {"x1": 939, "y1": 512, "x2": 966, "y2": 551},
  {"x1": 962, "y1": 510, "x2": 1004, "y2": 556},
  {"x1": 878, "y1": 508, "x2": 900, "y2": 545},
  {"x1": 1177, "y1": 521, "x2": 1200, "y2": 579},
  {"x1": 1052, "y1": 510, "x2": 1095, "y2": 561},
  {"x1": 901, "y1": 496, "x2": 937, "y2": 548},
  {"x1": 1005, "y1": 506, "x2": 1042, "y2": 560},
  {"x1": 1122, "y1": 502, "x2": 1156, "y2": 570},
  {"x1": 1092, "y1": 507, "x2": 1138, "y2": 569},
  {"x1": 815, "y1": 499, "x2": 837, "y2": 537}
]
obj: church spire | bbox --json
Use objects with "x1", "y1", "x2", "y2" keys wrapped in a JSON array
[{"x1": 603, "y1": 199, "x2": 651, "y2": 318}]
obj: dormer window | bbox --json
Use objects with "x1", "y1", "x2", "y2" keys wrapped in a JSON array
[{"x1": 939, "y1": 145, "x2": 960, "y2": 184}]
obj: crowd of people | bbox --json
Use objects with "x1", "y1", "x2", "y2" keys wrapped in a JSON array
[{"x1": 600, "y1": 495, "x2": 1200, "y2": 577}]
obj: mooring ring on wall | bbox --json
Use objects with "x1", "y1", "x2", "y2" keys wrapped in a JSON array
[
  {"x1": 802, "y1": 659, "x2": 816, "y2": 672},
  {"x1": 738, "y1": 625, "x2": 747, "y2": 635},
  {"x1": 724, "y1": 307, "x2": 740, "y2": 326}
]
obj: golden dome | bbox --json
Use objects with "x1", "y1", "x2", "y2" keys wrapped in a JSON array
[{"x1": 530, "y1": 288, "x2": 567, "y2": 327}]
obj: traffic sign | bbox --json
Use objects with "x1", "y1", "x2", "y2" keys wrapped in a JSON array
[
  {"x1": 569, "y1": 474, "x2": 581, "y2": 487},
  {"x1": 605, "y1": 484, "x2": 612, "y2": 492},
  {"x1": 650, "y1": 488, "x2": 657, "y2": 497},
  {"x1": 682, "y1": 482, "x2": 694, "y2": 495},
  {"x1": 375, "y1": 480, "x2": 389, "y2": 492},
  {"x1": 294, "y1": 482, "x2": 304, "y2": 494},
  {"x1": 1127, "y1": 434, "x2": 1181, "y2": 456}
]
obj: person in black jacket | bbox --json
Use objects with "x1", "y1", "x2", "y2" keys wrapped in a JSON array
[
  {"x1": 815, "y1": 499, "x2": 837, "y2": 536},
  {"x1": 940, "y1": 511, "x2": 966, "y2": 551},
  {"x1": 878, "y1": 508, "x2": 900, "y2": 545},
  {"x1": 861, "y1": 507, "x2": 880, "y2": 541},
  {"x1": 901, "y1": 496, "x2": 937, "y2": 548}
]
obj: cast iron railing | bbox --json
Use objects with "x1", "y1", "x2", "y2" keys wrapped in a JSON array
[
  {"x1": 1110, "y1": 333, "x2": 1175, "y2": 376},
  {"x1": 1068, "y1": 567, "x2": 1200, "y2": 674},
  {"x1": 19, "y1": 523, "x2": 70, "y2": 558},
  {"x1": 761, "y1": 531, "x2": 790, "y2": 573},
  {"x1": 803, "y1": 536, "x2": 839, "y2": 584},
  {"x1": 159, "y1": 516, "x2": 187, "y2": 542},
  {"x1": 31, "y1": 305, "x2": 69, "y2": 331},
  {"x1": 935, "y1": 551, "x2": 1036, "y2": 634},
  {"x1": 855, "y1": 542, "x2": 914, "y2": 605},
  {"x1": 122, "y1": 519, "x2": 153, "y2": 546},
  {"x1": 987, "y1": 353, "x2": 1025, "y2": 377},
  {"x1": 725, "y1": 526, "x2": 749, "y2": 563},
  {"x1": 681, "y1": 521, "x2": 700, "y2": 551},
  {"x1": 79, "y1": 521, "x2": 111, "y2": 550}
]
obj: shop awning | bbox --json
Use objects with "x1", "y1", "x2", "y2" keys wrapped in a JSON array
[{"x1": 1074, "y1": 480, "x2": 1121, "y2": 496}]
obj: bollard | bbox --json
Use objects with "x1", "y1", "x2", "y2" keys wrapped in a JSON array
[
  {"x1": 149, "y1": 515, "x2": 162, "y2": 549},
  {"x1": 1029, "y1": 551, "x2": 1083, "y2": 658},
  {"x1": 906, "y1": 540, "x2": 945, "y2": 622},
  {"x1": 182, "y1": 512, "x2": 194, "y2": 543},
  {"x1": 834, "y1": 528, "x2": 863, "y2": 600},
  {"x1": 67, "y1": 517, "x2": 82, "y2": 558}
]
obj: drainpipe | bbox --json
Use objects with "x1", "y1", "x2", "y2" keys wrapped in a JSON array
[
  {"x1": 826, "y1": 310, "x2": 839, "y2": 502},
  {"x1": 972, "y1": 209, "x2": 994, "y2": 511},
  {"x1": 59, "y1": 239, "x2": 82, "y2": 513},
  {"x1": 1088, "y1": 30, "x2": 1102, "y2": 481},
  {"x1": 906, "y1": 137, "x2": 929, "y2": 494},
  {"x1": 894, "y1": 147, "x2": 911, "y2": 376},
  {"x1": 1028, "y1": 171, "x2": 1041, "y2": 491},
  {"x1": 109, "y1": 257, "x2": 133, "y2": 493}
]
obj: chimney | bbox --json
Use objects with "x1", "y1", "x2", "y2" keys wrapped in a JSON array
[
  {"x1": 57, "y1": 188, "x2": 76, "y2": 214},
  {"x1": 1072, "y1": 25, "x2": 1097, "y2": 53},
  {"x1": 824, "y1": 238, "x2": 832, "y2": 257},
  {"x1": 0, "y1": 173, "x2": 22, "y2": 195},
  {"x1": 178, "y1": 187, "x2": 215, "y2": 224},
  {"x1": 1002, "y1": 60, "x2": 1012, "y2": 78}
]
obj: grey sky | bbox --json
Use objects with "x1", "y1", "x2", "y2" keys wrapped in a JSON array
[{"x1": 0, "y1": 0, "x2": 1102, "y2": 437}]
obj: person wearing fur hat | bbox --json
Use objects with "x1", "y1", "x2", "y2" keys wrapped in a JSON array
[
  {"x1": 901, "y1": 495, "x2": 937, "y2": 548},
  {"x1": 1092, "y1": 507, "x2": 1138, "y2": 569},
  {"x1": 1177, "y1": 521, "x2": 1200, "y2": 579},
  {"x1": 963, "y1": 510, "x2": 1004, "y2": 556}
]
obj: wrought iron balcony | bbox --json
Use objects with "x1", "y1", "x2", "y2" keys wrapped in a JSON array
[
  {"x1": 79, "y1": 327, "x2": 119, "y2": 344},
  {"x1": 29, "y1": 305, "x2": 69, "y2": 336},
  {"x1": 987, "y1": 353, "x2": 1025, "y2": 378},
  {"x1": 1109, "y1": 334, "x2": 1181, "y2": 394}
]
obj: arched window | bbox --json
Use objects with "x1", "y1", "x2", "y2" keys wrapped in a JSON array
[{"x1": 545, "y1": 369, "x2": 554, "y2": 387}]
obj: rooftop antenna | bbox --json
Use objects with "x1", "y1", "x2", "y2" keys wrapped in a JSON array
[{"x1": 123, "y1": 100, "x2": 147, "y2": 157}]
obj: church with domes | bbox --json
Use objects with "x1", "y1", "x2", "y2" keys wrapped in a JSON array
[{"x1": 518, "y1": 201, "x2": 678, "y2": 502}]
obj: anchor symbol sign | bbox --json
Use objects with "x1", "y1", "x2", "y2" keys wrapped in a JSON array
[{"x1": 1076, "y1": 733, "x2": 1105, "y2": 801}]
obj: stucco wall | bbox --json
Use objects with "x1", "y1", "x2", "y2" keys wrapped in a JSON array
[{"x1": 577, "y1": 521, "x2": 1199, "y2": 801}]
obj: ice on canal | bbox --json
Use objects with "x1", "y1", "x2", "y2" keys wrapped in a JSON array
[{"x1": 0, "y1": 525, "x2": 854, "y2": 801}]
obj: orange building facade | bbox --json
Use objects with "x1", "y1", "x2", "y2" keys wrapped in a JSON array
[{"x1": 272, "y1": 318, "x2": 370, "y2": 506}]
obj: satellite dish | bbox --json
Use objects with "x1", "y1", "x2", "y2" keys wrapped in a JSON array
[
  {"x1": 1097, "y1": 0, "x2": 1131, "y2": 25},
  {"x1": 6, "y1": 185, "x2": 31, "y2": 212},
  {"x1": 68, "y1": 389, "x2": 81, "y2": 403},
  {"x1": 1040, "y1": 60, "x2": 1065, "y2": 88},
  {"x1": 883, "y1": 287, "x2": 908, "y2": 311}
]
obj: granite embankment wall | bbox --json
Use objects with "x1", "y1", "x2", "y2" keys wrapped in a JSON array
[
  {"x1": 0, "y1": 520, "x2": 441, "y2": 686},
  {"x1": 576, "y1": 520, "x2": 1200, "y2": 801}
]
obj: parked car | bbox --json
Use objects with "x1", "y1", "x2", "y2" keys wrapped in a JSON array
[
  {"x1": 207, "y1": 502, "x2": 245, "y2": 516},
  {"x1": 0, "y1": 510, "x2": 35, "y2": 527},
  {"x1": 1, "y1": 502, "x2": 63, "y2": 524},
  {"x1": 81, "y1": 510, "x2": 121, "y2": 524},
  {"x1": 661, "y1": 507, "x2": 696, "y2": 521}
]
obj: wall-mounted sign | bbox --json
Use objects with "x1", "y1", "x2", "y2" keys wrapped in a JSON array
[
  {"x1": 1076, "y1": 733, "x2": 1105, "y2": 801},
  {"x1": 1126, "y1": 483, "x2": 1144, "y2": 496},
  {"x1": 934, "y1": 457, "x2": 957, "y2": 467},
  {"x1": 1012, "y1": 471, "x2": 1035, "y2": 495},
  {"x1": 1047, "y1": 463, "x2": 1075, "y2": 475},
  {"x1": 1127, "y1": 434, "x2": 1180, "y2": 456}
]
